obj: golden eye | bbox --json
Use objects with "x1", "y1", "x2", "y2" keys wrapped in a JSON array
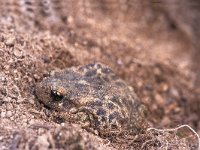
[
  {"x1": 56, "y1": 87, "x2": 66, "y2": 95},
  {"x1": 51, "y1": 90, "x2": 64, "y2": 101}
]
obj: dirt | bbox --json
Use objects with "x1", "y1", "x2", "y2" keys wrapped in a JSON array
[{"x1": 0, "y1": 1, "x2": 199, "y2": 150}]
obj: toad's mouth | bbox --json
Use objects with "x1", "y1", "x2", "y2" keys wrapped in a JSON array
[{"x1": 50, "y1": 106, "x2": 100, "y2": 134}]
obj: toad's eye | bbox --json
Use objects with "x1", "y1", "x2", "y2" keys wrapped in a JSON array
[{"x1": 51, "y1": 90, "x2": 64, "y2": 101}]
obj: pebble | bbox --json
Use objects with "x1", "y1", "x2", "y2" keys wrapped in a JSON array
[
  {"x1": 3, "y1": 97, "x2": 12, "y2": 102},
  {"x1": 0, "y1": 136, "x2": 3, "y2": 140},
  {"x1": 29, "y1": 98, "x2": 35, "y2": 105},
  {"x1": 155, "y1": 94, "x2": 165, "y2": 106},
  {"x1": 4, "y1": 65, "x2": 10, "y2": 70},
  {"x1": 61, "y1": 122, "x2": 65, "y2": 126},
  {"x1": 10, "y1": 116, "x2": 15, "y2": 121},
  {"x1": 1, "y1": 111, "x2": 6, "y2": 118},
  {"x1": 33, "y1": 74, "x2": 40, "y2": 80},
  {"x1": 6, "y1": 111, "x2": 12, "y2": 118},
  {"x1": 69, "y1": 108, "x2": 78, "y2": 114},
  {"x1": 67, "y1": 15, "x2": 74, "y2": 24},
  {"x1": 5, "y1": 37, "x2": 15, "y2": 47},
  {"x1": 160, "y1": 83, "x2": 169, "y2": 92},
  {"x1": 170, "y1": 87, "x2": 180, "y2": 98},
  {"x1": 0, "y1": 76, "x2": 6, "y2": 82},
  {"x1": 13, "y1": 48, "x2": 23, "y2": 58}
]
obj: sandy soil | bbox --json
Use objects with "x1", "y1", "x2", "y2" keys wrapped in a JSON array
[{"x1": 0, "y1": 1, "x2": 199, "y2": 149}]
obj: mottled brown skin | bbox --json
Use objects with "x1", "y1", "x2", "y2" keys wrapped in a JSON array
[{"x1": 35, "y1": 63, "x2": 148, "y2": 136}]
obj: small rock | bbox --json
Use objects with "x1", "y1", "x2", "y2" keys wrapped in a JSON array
[
  {"x1": 13, "y1": 70, "x2": 18, "y2": 74},
  {"x1": 117, "y1": 59, "x2": 123, "y2": 65},
  {"x1": 1, "y1": 111, "x2": 6, "y2": 118},
  {"x1": 170, "y1": 87, "x2": 180, "y2": 98},
  {"x1": 160, "y1": 83, "x2": 169, "y2": 92},
  {"x1": 67, "y1": 16, "x2": 74, "y2": 24},
  {"x1": 33, "y1": 74, "x2": 40, "y2": 80},
  {"x1": 3, "y1": 97, "x2": 12, "y2": 102},
  {"x1": 17, "y1": 98, "x2": 24, "y2": 103},
  {"x1": 0, "y1": 76, "x2": 6, "y2": 82},
  {"x1": 6, "y1": 111, "x2": 12, "y2": 118},
  {"x1": 61, "y1": 122, "x2": 65, "y2": 126},
  {"x1": 4, "y1": 65, "x2": 10, "y2": 70},
  {"x1": 5, "y1": 37, "x2": 15, "y2": 47},
  {"x1": 0, "y1": 136, "x2": 3, "y2": 140},
  {"x1": 27, "y1": 77, "x2": 33, "y2": 82},
  {"x1": 69, "y1": 108, "x2": 78, "y2": 114},
  {"x1": 28, "y1": 97, "x2": 35, "y2": 105},
  {"x1": 10, "y1": 116, "x2": 15, "y2": 121},
  {"x1": 155, "y1": 93, "x2": 165, "y2": 106},
  {"x1": 13, "y1": 48, "x2": 23, "y2": 58}
]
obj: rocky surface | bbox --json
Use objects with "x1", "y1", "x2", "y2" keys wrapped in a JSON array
[{"x1": 0, "y1": 0, "x2": 199, "y2": 149}]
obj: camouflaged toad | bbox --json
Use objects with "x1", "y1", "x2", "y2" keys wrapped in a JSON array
[{"x1": 35, "y1": 63, "x2": 148, "y2": 136}]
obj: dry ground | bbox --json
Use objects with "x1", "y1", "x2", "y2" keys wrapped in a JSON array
[{"x1": 0, "y1": 1, "x2": 199, "y2": 149}]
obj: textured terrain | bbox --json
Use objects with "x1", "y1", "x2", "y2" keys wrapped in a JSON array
[{"x1": 0, "y1": 0, "x2": 199, "y2": 149}]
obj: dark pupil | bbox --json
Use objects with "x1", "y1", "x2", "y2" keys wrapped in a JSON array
[{"x1": 51, "y1": 90, "x2": 64, "y2": 101}]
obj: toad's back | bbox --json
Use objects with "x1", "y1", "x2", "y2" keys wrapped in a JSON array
[{"x1": 35, "y1": 63, "x2": 148, "y2": 135}]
